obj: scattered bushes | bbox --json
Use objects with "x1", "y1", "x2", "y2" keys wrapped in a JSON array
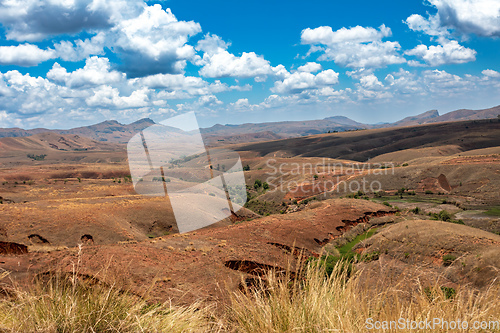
[
  {"x1": 346, "y1": 190, "x2": 365, "y2": 199},
  {"x1": 429, "y1": 210, "x2": 465, "y2": 224},
  {"x1": 27, "y1": 154, "x2": 46, "y2": 161}
]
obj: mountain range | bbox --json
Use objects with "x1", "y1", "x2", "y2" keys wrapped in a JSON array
[{"x1": 0, "y1": 105, "x2": 499, "y2": 147}]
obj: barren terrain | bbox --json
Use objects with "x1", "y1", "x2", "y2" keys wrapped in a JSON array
[{"x1": 1, "y1": 117, "x2": 499, "y2": 310}]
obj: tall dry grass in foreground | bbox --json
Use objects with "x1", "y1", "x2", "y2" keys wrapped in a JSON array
[
  {"x1": 229, "y1": 261, "x2": 500, "y2": 332},
  {"x1": 1, "y1": 260, "x2": 499, "y2": 332},
  {"x1": 0, "y1": 271, "x2": 220, "y2": 333}
]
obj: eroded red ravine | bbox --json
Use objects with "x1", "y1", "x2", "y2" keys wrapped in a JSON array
[
  {"x1": 0, "y1": 241, "x2": 28, "y2": 255},
  {"x1": 314, "y1": 210, "x2": 396, "y2": 245}
]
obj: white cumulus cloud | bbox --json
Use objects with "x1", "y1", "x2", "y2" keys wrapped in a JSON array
[
  {"x1": 297, "y1": 62, "x2": 323, "y2": 73},
  {"x1": 482, "y1": 69, "x2": 500, "y2": 78},
  {"x1": 0, "y1": 0, "x2": 143, "y2": 42},
  {"x1": 47, "y1": 57, "x2": 124, "y2": 88},
  {"x1": 429, "y1": 0, "x2": 500, "y2": 37},
  {"x1": 405, "y1": 39, "x2": 476, "y2": 66},
  {"x1": 406, "y1": 0, "x2": 500, "y2": 39},
  {"x1": 272, "y1": 69, "x2": 339, "y2": 95},
  {"x1": 198, "y1": 51, "x2": 275, "y2": 78},
  {"x1": 0, "y1": 44, "x2": 55, "y2": 66},
  {"x1": 301, "y1": 25, "x2": 406, "y2": 68},
  {"x1": 111, "y1": 4, "x2": 201, "y2": 77}
]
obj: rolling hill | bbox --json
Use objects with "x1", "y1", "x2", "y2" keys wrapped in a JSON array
[
  {"x1": 390, "y1": 105, "x2": 500, "y2": 127},
  {"x1": 234, "y1": 118, "x2": 500, "y2": 162},
  {"x1": 0, "y1": 118, "x2": 155, "y2": 143},
  {"x1": 0, "y1": 132, "x2": 119, "y2": 152}
]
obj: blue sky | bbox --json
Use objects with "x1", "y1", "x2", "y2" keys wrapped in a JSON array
[{"x1": 0, "y1": 0, "x2": 499, "y2": 129}]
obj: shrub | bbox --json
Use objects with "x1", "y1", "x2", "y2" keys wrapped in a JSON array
[
  {"x1": 253, "y1": 179, "x2": 262, "y2": 189},
  {"x1": 425, "y1": 190, "x2": 434, "y2": 194},
  {"x1": 437, "y1": 210, "x2": 452, "y2": 222},
  {"x1": 27, "y1": 154, "x2": 47, "y2": 161},
  {"x1": 442, "y1": 254, "x2": 457, "y2": 266},
  {"x1": 308, "y1": 254, "x2": 356, "y2": 279},
  {"x1": 411, "y1": 207, "x2": 421, "y2": 214},
  {"x1": 425, "y1": 286, "x2": 456, "y2": 300},
  {"x1": 382, "y1": 201, "x2": 392, "y2": 207},
  {"x1": 402, "y1": 163, "x2": 409, "y2": 166},
  {"x1": 243, "y1": 165, "x2": 250, "y2": 171}
]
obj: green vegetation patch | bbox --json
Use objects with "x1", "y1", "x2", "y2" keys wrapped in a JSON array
[
  {"x1": 373, "y1": 196, "x2": 448, "y2": 204},
  {"x1": 338, "y1": 228, "x2": 378, "y2": 255},
  {"x1": 484, "y1": 207, "x2": 500, "y2": 217},
  {"x1": 27, "y1": 154, "x2": 47, "y2": 161},
  {"x1": 429, "y1": 210, "x2": 464, "y2": 224},
  {"x1": 308, "y1": 228, "x2": 380, "y2": 278}
]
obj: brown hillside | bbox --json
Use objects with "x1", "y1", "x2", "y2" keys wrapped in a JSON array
[{"x1": 235, "y1": 119, "x2": 500, "y2": 162}]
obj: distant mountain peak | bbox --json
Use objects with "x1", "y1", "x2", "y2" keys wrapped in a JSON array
[
  {"x1": 323, "y1": 115, "x2": 366, "y2": 127},
  {"x1": 130, "y1": 118, "x2": 155, "y2": 125},
  {"x1": 97, "y1": 120, "x2": 122, "y2": 126},
  {"x1": 324, "y1": 115, "x2": 352, "y2": 120},
  {"x1": 418, "y1": 110, "x2": 440, "y2": 119}
]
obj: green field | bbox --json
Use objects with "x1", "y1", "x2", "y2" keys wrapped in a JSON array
[
  {"x1": 372, "y1": 196, "x2": 452, "y2": 205},
  {"x1": 485, "y1": 207, "x2": 500, "y2": 217},
  {"x1": 338, "y1": 228, "x2": 378, "y2": 255}
]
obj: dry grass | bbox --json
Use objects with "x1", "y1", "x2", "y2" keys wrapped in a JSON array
[
  {"x1": 1, "y1": 258, "x2": 499, "y2": 332},
  {"x1": 0, "y1": 247, "x2": 222, "y2": 333},
  {"x1": 0, "y1": 277, "x2": 218, "y2": 332},
  {"x1": 229, "y1": 260, "x2": 500, "y2": 332}
]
